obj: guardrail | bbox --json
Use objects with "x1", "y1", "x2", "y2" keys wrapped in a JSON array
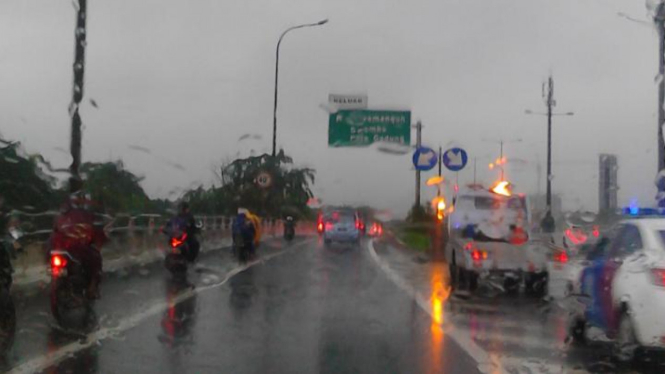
[{"x1": 9, "y1": 214, "x2": 287, "y2": 288}]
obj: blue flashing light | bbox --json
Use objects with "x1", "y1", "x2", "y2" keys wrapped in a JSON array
[
  {"x1": 628, "y1": 199, "x2": 639, "y2": 215},
  {"x1": 621, "y1": 207, "x2": 665, "y2": 217}
]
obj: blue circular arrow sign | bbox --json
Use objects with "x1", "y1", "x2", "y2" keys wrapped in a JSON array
[
  {"x1": 443, "y1": 148, "x2": 468, "y2": 171},
  {"x1": 412, "y1": 147, "x2": 438, "y2": 171}
]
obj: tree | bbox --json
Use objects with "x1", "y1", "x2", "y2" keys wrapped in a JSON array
[
  {"x1": 215, "y1": 150, "x2": 315, "y2": 218},
  {"x1": 80, "y1": 161, "x2": 152, "y2": 214},
  {"x1": 0, "y1": 141, "x2": 56, "y2": 212}
]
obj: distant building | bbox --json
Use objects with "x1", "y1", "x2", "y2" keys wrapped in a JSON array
[{"x1": 598, "y1": 154, "x2": 618, "y2": 213}]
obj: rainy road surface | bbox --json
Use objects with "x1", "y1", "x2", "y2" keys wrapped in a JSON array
[
  {"x1": 371, "y1": 237, "x2": 665, "y2": 374},
  {"x1": 2, "y1": 237, "x2": 480, "y2": 374},
  {"x1": 5, "y1": 235, "x2": 665, "y2": 374}
]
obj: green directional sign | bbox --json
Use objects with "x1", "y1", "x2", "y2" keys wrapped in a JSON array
[{"x1": 328, "y1": 110, "x2": 411, "y2": 147}]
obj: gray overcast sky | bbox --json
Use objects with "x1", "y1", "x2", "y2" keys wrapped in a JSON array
[{"x1": 0, "y1": 0, "x2": 658, "y2": 216}]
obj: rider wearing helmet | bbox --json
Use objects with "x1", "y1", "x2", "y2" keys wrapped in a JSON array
[{"x1": 165, "y1": 202, "x2": 200, "y2": 262}]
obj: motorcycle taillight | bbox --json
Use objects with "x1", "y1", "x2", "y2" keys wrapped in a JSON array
[
  {"x1": 51, "y1": 254, "x2": 67, "y2": 268},
  {"x1": 170, "y1": 233, "x2": 187, "y2": 248}
]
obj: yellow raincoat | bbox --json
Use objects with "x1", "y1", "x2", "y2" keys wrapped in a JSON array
[{"x1": 246, "y1": 211, "x2": 261, "y2": 246}]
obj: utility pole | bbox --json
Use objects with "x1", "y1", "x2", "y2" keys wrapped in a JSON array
[
  {"x1": 414, "y1": 121, "x2": 423, "y2": 207},
  {"x1": 69, "y1": 0, "x2": 87, "y2": 185},
  {"x1": 525, "y1": 76, "x2": 574, "y2": 233},
  {"x1": 655, "y1": 4, "x2": 665, "y2": 205},
  {"x1": 499, "y1": 141, "x2": 504, "y2": 180},
  {"x1": 543, "y1": 75, "x2": 555, "y2": 233},
  {"x1": 536, "y1": 158, "x2": 542, "y2": 196}
]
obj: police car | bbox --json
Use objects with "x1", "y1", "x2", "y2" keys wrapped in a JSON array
[
  {"x1": 546, "y1": 224, "x2": 602, "y2": 299},
  {"x1": 569, "y1": 208, "x2": 665, "y2": 362}
]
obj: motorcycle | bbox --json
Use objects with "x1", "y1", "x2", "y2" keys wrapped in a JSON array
[
  {"x1": 233, "y1": 233, "x2": 252, "y2": 263},
  {"x1": 49, "y1": 249, "x2": 96, "y2": 329},
  {"x1": 164, "y1": 230, "x2": 189, "y2": 279},
  {"x1": 283, "y1": 217, "x2": 295, "y2": 241},
  {"x1": 0, "y1": 229, "x2": 20, "y2": 353}
]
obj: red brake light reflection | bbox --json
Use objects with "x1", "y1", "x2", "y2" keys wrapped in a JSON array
[
  {"x1": 554, "y1": 251, "x2": 568, "y2": 263},
  {"x1": 651, "y1": 269, "x2": 665, "y2": 287}
]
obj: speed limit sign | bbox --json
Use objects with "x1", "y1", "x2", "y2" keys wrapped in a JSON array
[{"x1": 256, "y1": 171, "x2": 273, "y2": 189}]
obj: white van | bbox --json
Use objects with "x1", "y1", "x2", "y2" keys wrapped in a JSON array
[{"x1": 446, "y1": 187, "x2": 549, "y2": 294}]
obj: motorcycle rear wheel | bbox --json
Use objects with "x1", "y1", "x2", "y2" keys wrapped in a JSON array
[
  {"x1": 0, "y1": 289, "x2": 16, "y2": 354},
  {"x1": 51, "y1": 278, "x2": 92, "y2": 330}
]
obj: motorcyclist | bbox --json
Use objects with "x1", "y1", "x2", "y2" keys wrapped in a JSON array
[
  {"x1": 283, "y1": 216, "x2": 296, "y2": 238},
  {"x1": 164, "y1": 202, "x2": 200, "y2": 262},
  {"x1": 50, "y1": 178, "x2": 107, "y2": 299},
  {"x1": 232, "y1": 208, "x2": 256, "y2": 258}
]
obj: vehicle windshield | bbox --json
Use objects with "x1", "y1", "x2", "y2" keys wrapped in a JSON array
[{"x1": 1, "y1": 0, "x2": 662, "y2": 372}]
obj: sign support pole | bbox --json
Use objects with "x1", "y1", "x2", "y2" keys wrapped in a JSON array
[
  {"x1": 414, "y1": 121, "x2": 422, "y2": 208},
  {"x1": 437, "y1": 146, "x2": 442, "y2": 197}
]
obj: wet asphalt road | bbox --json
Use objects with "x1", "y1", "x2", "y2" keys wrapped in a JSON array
[
  {"x1": 371, "y1": 237, "x2": 665, "y2": 374},
  {"x1": 2, "y1": 237, "x2": 480, "y2": 374}
]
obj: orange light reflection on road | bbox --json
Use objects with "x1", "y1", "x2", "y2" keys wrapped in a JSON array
[
  {"x1": 428, "y1": 263, "x2": 451, "y2": 373},
  {"x1": 430, "y1": 263, "x2": 450, "y2": 325}
]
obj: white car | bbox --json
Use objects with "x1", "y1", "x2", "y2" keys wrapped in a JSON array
[
  {"x1": 570, "y1": 215, "x2": 665, "y2": 361},
  {"x1": 547, "y1": 227, "x2": 603, "y2": 300},
  {"x1": 322, "y1": 209, "x2": 361, "y2": 245}
]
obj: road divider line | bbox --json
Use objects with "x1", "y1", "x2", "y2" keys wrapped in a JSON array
[
  {"x1": 367, "y1": 239, "x2": 506, "y2": 374},
  {"x1": 7, "y1": 239, "x2": 313, "y2": 374}
]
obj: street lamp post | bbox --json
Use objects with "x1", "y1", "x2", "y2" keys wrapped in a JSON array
[
  {"x1": 272, "y1": 19, "x2": 329, "y2": 158},
  {"x1": 525, "y1": 75, "x2": 574, "y2": 233},
  {"x1": 482, "y1": 138, "x2": 522, "y2": 180}
]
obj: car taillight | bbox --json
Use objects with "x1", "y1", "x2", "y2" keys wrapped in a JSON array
[
  {"x1": 553, "y1": 250, "x2": 568, "y2": 264},
  {"x1": 51, "y1": 254, "x2": 67, "y2": 268},
  {"x1": 471, "y1": 250, "x2": 488, "y2": 261},
  {"x1": 317, "y1": 222, "x2": 324, "y2": 232},
  {"x1": 650, "y1": 269, "x2": 665, "y2": 287},
  {"x1": 170, "y1": 233, "x2": 187, "y2": 248},
  {"x1": 325, "y1": 222, "x2": 333, "y2": 231}
]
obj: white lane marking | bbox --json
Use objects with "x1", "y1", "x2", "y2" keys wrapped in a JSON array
[
  {"x1": 7, "y1": 240, "x2": 311, "y2": 374},
  {"x1": 367, "y1": 240, "x2": 506, "y2": 374}
]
